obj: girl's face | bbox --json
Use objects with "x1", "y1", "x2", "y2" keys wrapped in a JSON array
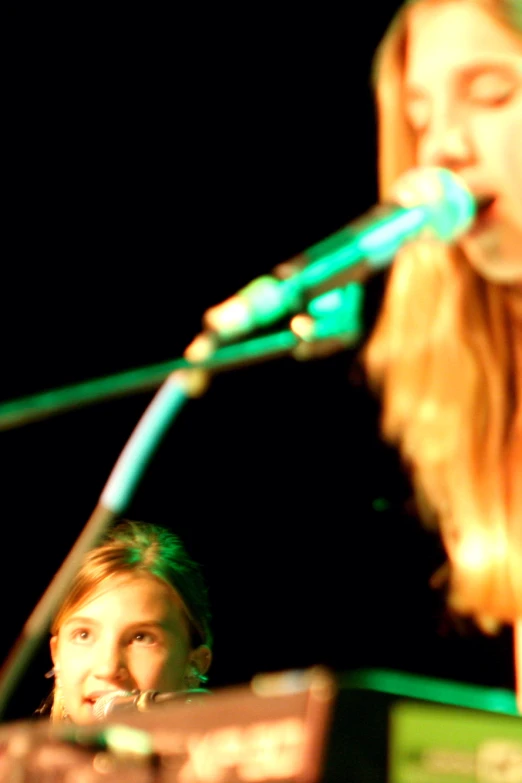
[
  {"x1": 50, "y1": 574, "x2": 208, "y2": 724},
  {"x1": 404, "y1": 1, "x2": 522, "y2": 282}
]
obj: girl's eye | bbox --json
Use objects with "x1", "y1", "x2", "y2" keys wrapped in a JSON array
[
  {"x1": 131, "y1": 631, "x2": 156, "y2": 646},
  {"x1": 71, "y1": 628, "x2": 92, "y2": 644}
]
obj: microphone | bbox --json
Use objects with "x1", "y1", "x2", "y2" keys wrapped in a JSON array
[
  {"x1": 93, "y1": 688, "x2": 210, "y2": 721},
  {"x1": 203, "y1": 167, "x2": 487, "y2": 341}
]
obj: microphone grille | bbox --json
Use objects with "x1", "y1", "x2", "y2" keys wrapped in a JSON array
[
  {"x1": 93, "y1": 690, "x2": 135, "y2": 721},
  {"x1": 392, "y1": 167, "x2": 476, "y2": 242}
]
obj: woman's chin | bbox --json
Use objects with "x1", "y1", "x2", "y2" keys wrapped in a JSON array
[{"x1": 460, "y1": 230, "x2": 522, "y2": 284}]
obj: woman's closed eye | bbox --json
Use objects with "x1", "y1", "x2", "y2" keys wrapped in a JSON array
[{"x1": 467, "y1": 68, "x2": 520, "y2": 107}]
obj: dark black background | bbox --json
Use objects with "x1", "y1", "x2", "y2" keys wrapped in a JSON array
[{"x1": 1, "y1": 5, "x2": 515, "y2": 723}]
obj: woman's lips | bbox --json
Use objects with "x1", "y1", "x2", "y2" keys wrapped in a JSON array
[
  {"x1": 468, "y1": 196, "x2": 498, "y2": 234},
  {"x1": 476, "y1": 194, "x2": 496, "y2": 214}
]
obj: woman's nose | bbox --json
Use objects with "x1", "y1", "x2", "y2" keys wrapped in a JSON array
[{"x1": 418, "y1": 106, "x2": 475, "y2": 171}]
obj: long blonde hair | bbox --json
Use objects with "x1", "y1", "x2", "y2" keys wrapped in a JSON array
[{"x1": 363, "y1": 0, "x2": 522, "y2": 627}]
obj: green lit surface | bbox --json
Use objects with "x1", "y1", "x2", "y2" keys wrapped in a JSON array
[
  {"x1": 294, "y1": 206, "x2": 425, "y2": 291},
  {"x1": 307, "y1": 288, "x2": 347, "y2": 316},
  {"x1": 356, "y1": 206, "x2": 427, "y2": 259},
  {"x1": 297, "y1": 239, "x2": 362, "y2": 289},
  {"x1": 308, "y1": 282, "x2": 363, "y2": 318},
  {"x1": 343, "y1": 669, "x2": 519, "y2": 715},
  {"x1": 389, "y1": 701, "x2": 522, "y2": 783},
  {"x1": 59, "y1": 722, "x2": 153, "y2": 756},
  {"x1": 234, "y1": 276, "x2": 302, "y2": 334},
  {"x1": 104, "y1": 724, "x2": 153, "y2": 756},
  {"x1": 304, "y1": 283, "x2": 364, "y2": 341}
]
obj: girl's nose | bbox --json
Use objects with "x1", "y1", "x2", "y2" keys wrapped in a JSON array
[{"x1": 92, "y1": 643, "x2": 127, "y2": 682}]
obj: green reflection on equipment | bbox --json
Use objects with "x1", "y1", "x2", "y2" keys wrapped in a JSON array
[{"x1": 343, "y1": 669, "x2": 519, "y2": 716}]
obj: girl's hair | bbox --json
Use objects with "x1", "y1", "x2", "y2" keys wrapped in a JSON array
[
  {"x1": 52, "y1": 519, "x2": 212, "y2": 648},
  {"x1": 363, "y1": 0, "x2": 522, "y2": 628}
]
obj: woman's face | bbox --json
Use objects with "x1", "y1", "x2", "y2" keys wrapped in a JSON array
[
  {"x1": 50, "y1": 574, "x2": 207, "y2": 724},
  {"x1": 404, "y1": 1, "x2": 522, "y2": 282}
]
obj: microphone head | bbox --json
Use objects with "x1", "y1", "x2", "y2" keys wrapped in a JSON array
[
  {"x1": 392, "y1": 167, "x2": 477, "y2": 243},
  {"x1": 93, "y1": 690, "x2": 136, "y2": 721}
]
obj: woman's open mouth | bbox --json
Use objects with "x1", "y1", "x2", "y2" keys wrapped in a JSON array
[{"x1": 468, "y1": 195, "x2": 498, "y2": 234}]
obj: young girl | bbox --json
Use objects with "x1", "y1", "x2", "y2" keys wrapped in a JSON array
[{"x1": 40, "y1": 519, "x2": 212, "y2": 724}]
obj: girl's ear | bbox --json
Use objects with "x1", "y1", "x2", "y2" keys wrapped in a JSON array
[{"x1": 50, "y1": 635, "x2": 58, "y2": 667}]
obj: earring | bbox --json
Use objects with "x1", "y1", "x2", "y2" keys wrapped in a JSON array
[
  {"x1": 183, "y1": 665, "x2": 203, "y2": 690},
  {"x1": 50, "y1": 667, "x2": 68, "y2": 722}
]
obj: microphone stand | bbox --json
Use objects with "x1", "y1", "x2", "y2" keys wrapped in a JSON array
[
  {"x1": 0, "y1": 370, "x2": 195, "y2": 720},
  {"x1": 0, "y1": 301, "x2": 363, "y2": 720},
  {"x1": 0, "y1": 288, "x2": 361, "y2": 432}
]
